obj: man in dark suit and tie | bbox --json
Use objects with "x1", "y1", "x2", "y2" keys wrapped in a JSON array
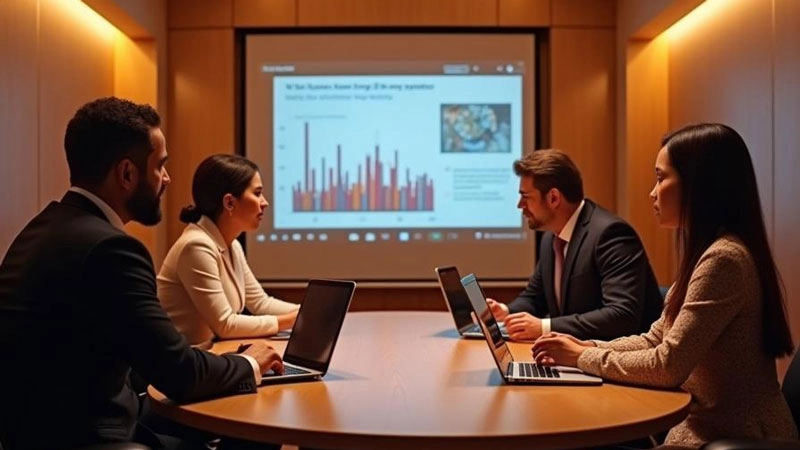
[
  {"x1": 0, "y1": 97, "x2": 284, "y2": 450},
  {"x1": 487, "y1": 149, "x2": 663, "y2": 341}
]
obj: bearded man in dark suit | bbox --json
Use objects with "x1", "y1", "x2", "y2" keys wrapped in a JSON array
[{"x1": 0, "y1": 97, "x2": 283, "y2": 450}]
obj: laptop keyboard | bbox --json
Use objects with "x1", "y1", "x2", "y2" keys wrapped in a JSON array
[
  {"x1": 509, "y1": 362, "x2": 561, "y2": 379},
  {"x1": 263, "y1": 365, "x2": 312, "y2": 377}
]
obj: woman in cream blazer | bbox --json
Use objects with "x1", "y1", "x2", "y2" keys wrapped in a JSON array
[
  {"x1": 158, "y1": 155, "x2": 298, "y2": 348},
  {"x1": 531, "y1": 124, "x2": 798, "y2": 448}
]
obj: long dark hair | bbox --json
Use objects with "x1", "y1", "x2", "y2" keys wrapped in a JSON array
[
  {"x1": 180, "y1": 154, "x2": 259, "y2": 223},
  {"x1": 662, "y1": 123, "x2": 793, "y2": 358}
]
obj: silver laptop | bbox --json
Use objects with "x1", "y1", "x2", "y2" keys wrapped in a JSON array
[
  {"x1": 435, "y1": 266, "x2": 508, "y2": 339},
  {"x1": 261, "y1": 279, "x2": 356, "y2": 384},
  {"x1": 461, "y1": 273, "x2": 602, "y2": 385}
]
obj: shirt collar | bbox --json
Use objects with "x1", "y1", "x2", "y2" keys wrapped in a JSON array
[
  {"x1": 557, "y1": 199, "x2": 585, "y2": 244},
  {"x1": 68, "y1": 186, "x2": 125, "y2": 230}
]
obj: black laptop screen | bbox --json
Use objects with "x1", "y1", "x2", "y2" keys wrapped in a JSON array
[
  {"x1": 283, "y1": 280, "x2": 355, "y2": 371},
  {"x1": 436, "y1": 266, "x2": 474, "y2": 329}
]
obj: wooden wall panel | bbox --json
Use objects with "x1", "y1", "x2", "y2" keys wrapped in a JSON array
[
  {"x1": 115, "y1": 36, "x2": 165, "y2": 261},
  {"x1": 0, "y1": 0, "x2": 39, "y2": 257},
  {"x1": 667, "y1": 0, "x2": 774, "y2": 235},
  {"x1": 552, "y1": 0, "x2": 615, "y2": 27},
  {"x1": 168, "y1": 0, "x2": 233, "y2": 29},
  {"x1": 167, "y1": 29, "x2": 235, "y2": 244},
  {"x1": 498, "y1": 0, "x2": 551, "y2": 26},
  {"x1": 550, "y1": 28, "x2": 616, "y2": 211},
  {"x1": 297, "y1": 0, "x2": 498, "y2": 26},
  {"x1": 89, "y1": 0, "x2": 166, "y2": 38},
  {"x1": 624, "y1": 37, "x2": 674, "y2": 285},
  {"x1": 234, "y1": 0, "x2": 297, "y2": 27},
  {"x1": 773, "y1": 0, "x2": 800, "y2": 355},
  {"x1": 617, "y1": 0, "x2": 702, "y2": 39},
  {"x1": 84, "y1": 0, "x2": 150, "y2": 38},
  {"x1": 38, "y1": 0, "x2": 116, "y2": 207}
]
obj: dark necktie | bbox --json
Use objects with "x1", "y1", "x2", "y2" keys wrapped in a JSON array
[{"x1": 553, "y1": 236, "x2": 567, "y2": 307}]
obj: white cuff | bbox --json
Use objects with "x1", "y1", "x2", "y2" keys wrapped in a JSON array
[
  {"x1": 237, "y1": 353, "x2": 262, "y2": 383},
  {"x1": 542, "y1": 318, "x2": 551, "y2": 335}
]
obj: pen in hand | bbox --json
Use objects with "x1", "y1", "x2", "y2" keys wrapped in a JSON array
[
  {"x1": 221, "y1": 343, "x2": 252, "y2": 356},
  {"x1": 236, "y1": 343, "x2": 252, "y2": 353}
]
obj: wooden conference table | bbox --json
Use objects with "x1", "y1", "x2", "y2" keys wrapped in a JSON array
[{"x1": 149, "y1": 311, "x2": 690, "y2": 450}]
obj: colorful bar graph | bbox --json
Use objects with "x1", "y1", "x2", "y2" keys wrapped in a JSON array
[{"x1": 293, "y1": 122, "x2": 434, "y2": 212}]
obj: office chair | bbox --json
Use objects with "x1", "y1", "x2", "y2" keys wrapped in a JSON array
[{"x1": 703, "y1": 349, "x2": 800, "y2": 450}]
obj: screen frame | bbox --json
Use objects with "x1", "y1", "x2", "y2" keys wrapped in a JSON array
[
  {"x1": 282, "y1": 279, "x2": 356, "y2": 372},
  {"x1": 236, "y1": 28, "x2": 548, "y2": 283},
  {"x1": 461, "y1": 273, "x2": 514, "y2": 373}
]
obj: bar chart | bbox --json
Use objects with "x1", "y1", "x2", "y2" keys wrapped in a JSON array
[{"x1": 292, "y1": 122, "x2": 434, "y2": 212}]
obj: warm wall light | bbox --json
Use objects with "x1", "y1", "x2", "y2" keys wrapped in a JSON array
[
  {"x1": 665, "y1": 0, "x2": 729, "y2": 43},
  {"x1": 54, "y1": 0, "x2": 119, "y2": 42}
]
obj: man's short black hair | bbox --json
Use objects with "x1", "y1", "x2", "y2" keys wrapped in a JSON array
[{"x1": 64, "y1": 97, "x2": 161, "y2": 187}]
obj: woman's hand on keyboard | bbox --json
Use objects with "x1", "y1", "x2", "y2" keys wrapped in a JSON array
[{"x1": 531, "y1": 332, "x2": 594, "y2": 367}]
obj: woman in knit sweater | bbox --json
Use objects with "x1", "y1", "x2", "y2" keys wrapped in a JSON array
[{"x1": 531, "y1": 123, "x2": 797, "y2": 448}]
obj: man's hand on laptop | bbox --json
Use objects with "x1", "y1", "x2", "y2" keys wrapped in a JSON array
[
  {"x1": 242, "y1": 340, "x2": 285, "y2": 375},
  {"x1": 504, "y1": 312, "x2": 542, "y2": 341},
  {"x1": 486, "y1": 298, "x2": 509, "y2": 321}
]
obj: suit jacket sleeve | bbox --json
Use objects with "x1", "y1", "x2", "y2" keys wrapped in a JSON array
[
  {"x1": 507, "y1": 261, "x2": 548, "y2": 317},
  {"x1": 236, "y1": 242, "x2": 299, "y2": 318},
  {"x1": 90, "y1": 235, "x2": 256, "y2": 402},
  {"x1": 550, "y1": 222, "x2": 651, "y2": 339},
  {"x1": 176, "y1": 238, "x2": 283, "y2": 338},
  {"x1": 576, "y1": 244, "x2": 747, "y2": 388}
]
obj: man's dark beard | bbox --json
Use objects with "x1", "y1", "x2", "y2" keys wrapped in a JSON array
[{"x1": 127, "y1": 179, "x2": 163, "y2": 226}]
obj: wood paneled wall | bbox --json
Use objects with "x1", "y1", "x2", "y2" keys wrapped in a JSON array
[
  {"x1": 164, "y1": 0, "x2": 618, "y2": 308},
  {"x1": 550, "y1": 27, "x2": 617, "y2": 211},
  {"x1": 622, "y1": 36, "x2": 674, "y2": 283},
  {"x1": 0, "y1": 0, "x2": 168, "y2": 263},
  {"x1": 166, "y1": 29, "x2": 236, "y2": 245},
  {"x1": 0, "y1": 0, "x2": 39, "y2": 258},
  {"x1": 1, "y1": 0, "x2": 116, "y2": 256},
  {"x1": 668, "y1": 0, "x2": 775, "y2": 231}
]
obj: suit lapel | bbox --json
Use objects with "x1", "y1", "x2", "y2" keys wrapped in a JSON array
[
  {"x1": 197, "y1": 217, "x2": 245, "y2": 311},
  {"x1": 226, "y1": 245, "x2": 246, "y2": 307},
  {"x1": 559, "y1": 201, "x2": 594, "y2": 312}
]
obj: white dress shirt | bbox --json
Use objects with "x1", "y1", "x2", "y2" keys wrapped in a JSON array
[{"x1": 542, "y1": 199, "x2": 585, "y2": 335}]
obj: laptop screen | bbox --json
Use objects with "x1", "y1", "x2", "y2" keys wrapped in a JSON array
[
  {"x1": 283, "y1": 279, "x2": 355, "y2": 372},
  {"x1": 435, "y1": 266, "x2": 474, "y2": 330},
  {"x1": 461, "y1": 274, "x2": 514, "y2": 371}
]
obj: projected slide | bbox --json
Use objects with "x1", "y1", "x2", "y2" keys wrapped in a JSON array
[{"x1": 272, "y1": 75, "x2": 522, "y2": 230}]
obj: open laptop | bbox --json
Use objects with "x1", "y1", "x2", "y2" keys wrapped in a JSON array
[
  {"x1": 260, "y1": 279, "x2": 356, "y2": 384},
  {"x1": 461, "y1": 273, "x2": 602, "y2": 385},
  {"x1": 435, "y1": 266, "x2": 508, "y2": 339}
]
